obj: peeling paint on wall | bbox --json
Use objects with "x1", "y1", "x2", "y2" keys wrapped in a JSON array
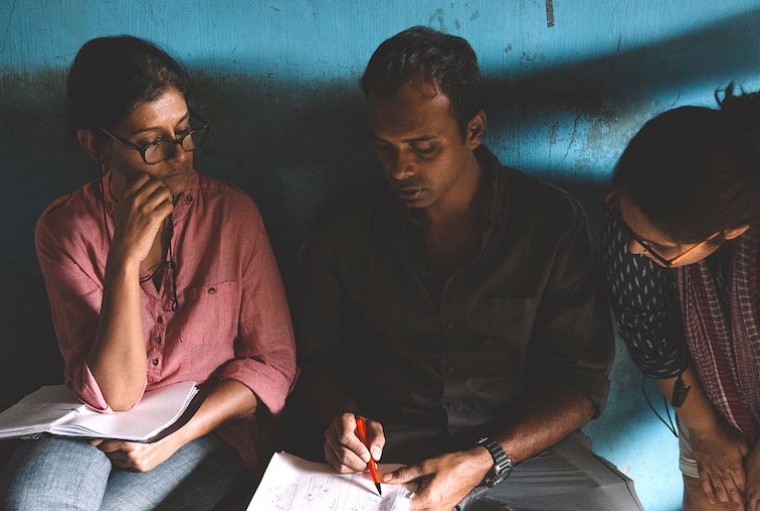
[{"x1": 545, "y1": 0, "x2": 554, "y2": 27}]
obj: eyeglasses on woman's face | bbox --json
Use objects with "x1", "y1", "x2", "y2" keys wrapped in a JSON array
[
  {"x1": 604, "y1": 193, "x2": 720, "y2": 267},
  {"x1": 98, "y1": 111, "x2": 209, "y2": 165}
]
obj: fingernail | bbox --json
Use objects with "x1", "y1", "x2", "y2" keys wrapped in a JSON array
[{"x1": 371, "y1": 447, "x2": 382, "y2": 460}]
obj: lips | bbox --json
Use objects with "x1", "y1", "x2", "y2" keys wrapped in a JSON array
[
  {"x1": 395, "y1": 187, "x2": 423, "y2": 196},
  {"x1": 163, "y1": 165, "x2": 192, "y2": 181},
  {"x1": 393, "y1": 188, "x2": 427, "y2": 206},
  {"x1": 163, "y1": 168, "x2": 186, "y2": 179}
]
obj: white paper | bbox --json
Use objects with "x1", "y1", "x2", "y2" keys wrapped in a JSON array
[
  {"x1": 0, "y1": 381, "x2": 198, "y2": 441},
  {"x1": 0, "y1": 386, "x2": 85, "y2": 439},
  {"x1": 52, "y1": 381, "x2": 198, "y2": 441},
  {"x1": 248, "y1": 452, "x2": 414, "y2": 511}
]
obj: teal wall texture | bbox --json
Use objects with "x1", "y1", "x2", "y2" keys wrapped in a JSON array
[{"x1": 3, "y1": 2, "x2": 760, "y2": 510}]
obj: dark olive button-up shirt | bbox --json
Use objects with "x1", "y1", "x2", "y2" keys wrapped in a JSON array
[{"x1": 297, "y1": 146, "x2": 613, "y2": 463}]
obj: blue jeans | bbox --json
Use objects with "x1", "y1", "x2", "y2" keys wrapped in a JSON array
[
  {"x1": 455, "y1": 433, "x2": 643, "y2": 511},
  {"x1": 0, "y1": 433, "x2": 247, "y2": 510}
]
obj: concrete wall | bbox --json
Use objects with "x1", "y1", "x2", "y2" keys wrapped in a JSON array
[{"x1": 3, "y1": 2, "x2": 760, "y2": 509}]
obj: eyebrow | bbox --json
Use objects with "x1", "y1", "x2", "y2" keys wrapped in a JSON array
[
  {"x1": 369, "y1": 132, "x2": 437, "y2": 144},
  {"x1": 129, "y1": 111, "x2": 191, "y2": 136}
]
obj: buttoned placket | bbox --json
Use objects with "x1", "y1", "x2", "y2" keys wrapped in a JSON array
[
  {"x1": 439, "y1": 298, "x2": 462, "y2": 427},
  {"x1": 395, "y1": 157, "x2": 501, "y2": 440},
  {"x1": 144, "y1": 270, "x2": 176, "y2": 381},
  {"x1": 437, "y1": 223, "x2": 494, "y2": 434},
  {"x1": 143, "y1": 196, "x2": 190, "y2": 381},
  {"x1": 104, "y1": 185, "x2": 171, "y2": 380}
]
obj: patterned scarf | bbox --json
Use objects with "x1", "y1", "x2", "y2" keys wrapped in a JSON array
[{"x1": 674, "y1": 227, "x2": 760, "y2": 441}]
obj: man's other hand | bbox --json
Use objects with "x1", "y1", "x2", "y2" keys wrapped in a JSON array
[{"x1": 384, "y1": 447, "x2": 492, "y2": 511}]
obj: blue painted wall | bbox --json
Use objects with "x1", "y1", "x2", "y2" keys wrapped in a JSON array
[{"x1": 3, "y1": 2, "x2": 760, "y2": 509}]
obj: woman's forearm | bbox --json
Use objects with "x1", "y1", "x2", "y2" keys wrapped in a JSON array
[
  {"x1": 170, "y1": 380, "x2": 258, "y2": 448},
  {"x1": 87, "y1": 256, "x2": 149, "y2": 410},
  {"x1": 655, "y1": 366, "x2": 724, "y2": 433}
]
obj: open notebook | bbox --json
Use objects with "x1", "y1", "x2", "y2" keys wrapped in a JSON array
[
  {"x1": 249, "y1": 451, "x2": 414, "y2": 511},
  {"x1": 0, "y1": 381, "x2": 199, "y2": 443}
]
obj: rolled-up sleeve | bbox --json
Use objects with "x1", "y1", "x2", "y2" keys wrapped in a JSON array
[
  {"x1": 34, "y1": 200, "x2": 112, "y2": 411},
  {"x1": 531, "y1": 204, "x2": 614, "y2": 417}
]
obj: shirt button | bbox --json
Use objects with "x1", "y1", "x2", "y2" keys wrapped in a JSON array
[
  {"x1": 186, "y1": 195, "x2": 193, "y2": 202},
  {"x1": 208, "y1": 287, "x2": 216, "y2": 294},
  {"x1": 156, "y1": 336, "x2": 162, "y2": 344},
  {"x1": 445, "y1": 322, "x2": 454, "y2": 329},
  {"x1": 157, "y1": 316, "x2": 164, "y2": 324},
  {"x1": 152, "y1": 358, "x2": 159, "y2": 366},
  {"x1": 446, "y1": 366, "x2": 455, "y2": 373}
]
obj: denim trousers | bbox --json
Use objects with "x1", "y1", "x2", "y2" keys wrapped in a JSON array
[
  {"x1": 0, "y1": 432, "x2": 247, "y2": 511},
  {"x1": 454, "y1": 433, "x2": 644, "y2": 511}
]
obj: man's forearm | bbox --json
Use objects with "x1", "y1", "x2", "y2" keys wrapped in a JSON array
[{"x1": 491, "y1": 385, "x2": 596, "y2": 465}]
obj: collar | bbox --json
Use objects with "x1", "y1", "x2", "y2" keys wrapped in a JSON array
[{"x1": 472, "y1": 145, "x2": 505, "y2": 226}]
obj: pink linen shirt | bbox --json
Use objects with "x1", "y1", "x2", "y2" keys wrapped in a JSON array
[{"x1": 34, "y1": 171, "x2": 298, "y2": 472}]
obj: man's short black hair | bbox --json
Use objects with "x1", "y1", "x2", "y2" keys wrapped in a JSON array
[{"x1": 360, "y1": 26, "x2": 482, "y2": 135}]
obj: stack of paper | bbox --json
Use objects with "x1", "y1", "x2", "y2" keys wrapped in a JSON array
[{"x1": 0, "y1": 381, "x2": 198, "y2": 442}]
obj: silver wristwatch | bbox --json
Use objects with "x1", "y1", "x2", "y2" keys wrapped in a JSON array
[{"x1": 477, "y1": 437, "x2": 513, "y2": 487}]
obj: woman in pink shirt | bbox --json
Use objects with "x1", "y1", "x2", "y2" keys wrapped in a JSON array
[{"x1": 0, "y1": 36, "x2": 297, "y2": 510}]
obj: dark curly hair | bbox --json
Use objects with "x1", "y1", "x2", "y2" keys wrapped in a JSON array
[
  {"x1": 359, "y1": 26, "x2": 482, "y2": 136},
  {"x1": 612, "y1": 85, "x2": 760, "y2": 244}
]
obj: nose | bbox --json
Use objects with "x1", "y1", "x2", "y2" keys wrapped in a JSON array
[
  {"x1": 166, "y1": 139, "x2": 187, "y2": 162},
  {"x1": 386, "y1": 149, "x2": 415, "y2": 182}
]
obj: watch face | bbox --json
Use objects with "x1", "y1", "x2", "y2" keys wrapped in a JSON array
[{"x1": 485, "y1": 463, "x2": 512, "y2": 487}]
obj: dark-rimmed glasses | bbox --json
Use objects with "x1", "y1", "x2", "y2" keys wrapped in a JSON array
[
  {"x1": 604, "y1": 192, "x2": 720, "y2": 267},
  {"x1": 98, "y1": 111, "x2": 209, "y2": 165}
]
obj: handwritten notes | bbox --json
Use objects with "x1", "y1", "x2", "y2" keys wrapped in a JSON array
[{"x1": 248, "y1": 452, "x2": 414, "y2": 511}]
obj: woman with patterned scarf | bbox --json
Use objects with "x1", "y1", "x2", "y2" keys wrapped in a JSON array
[{"x1": 602, "y1": 86, "x2": 760, "y2": 511}]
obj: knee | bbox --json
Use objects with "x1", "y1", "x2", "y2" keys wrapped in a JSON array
[{"x1": 0, "y1": 439, "x2": 110, "y2": 510}]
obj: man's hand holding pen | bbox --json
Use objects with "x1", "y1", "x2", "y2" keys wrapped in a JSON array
[
  {"x1": 324, "y1": 412, "x2": 385, "y2": 474},
  {"x1": 323, "y1": 412, "x2": 493, "y2": 510}
]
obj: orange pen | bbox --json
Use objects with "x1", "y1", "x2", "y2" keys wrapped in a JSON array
[{"x1": 355, "y1": 416, "x2": 382, "y2": 496}]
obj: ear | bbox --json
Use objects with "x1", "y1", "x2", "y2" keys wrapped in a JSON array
[
  {"x1": 724, "y1": 224, "x2": 751, "y2": 240},
  {"x1": 465, "y1": 110, "x2": 486, "y2": 149},
  {"x1": 77, "y1": 129, "x2": 106, "y2": 165}
]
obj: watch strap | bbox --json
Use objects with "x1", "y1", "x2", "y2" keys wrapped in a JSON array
[{"x1": 477, "y1": 437, "x2": 513, "y2": 487}]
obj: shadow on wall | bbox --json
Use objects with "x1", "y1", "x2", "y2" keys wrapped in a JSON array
[
  {"x1": 3, "y1": 7, "x2": 760, "y2": 269},
  {"x1": 3, "y1": 7, "x2": 760, "y2": 413},
  {"x1": 483, "y1": 7, "x2": 760, "y2": 178}
]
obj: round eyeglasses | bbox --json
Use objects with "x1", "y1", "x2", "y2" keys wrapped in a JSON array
[
  {"x1": 98, "y1": 111, "x2": 209, "y2": 165},
  {"x1": 604, "y1": 193, "x2": 720, "y2": 267}
]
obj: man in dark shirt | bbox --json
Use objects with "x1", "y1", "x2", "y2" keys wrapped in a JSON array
[{"x1": 297, "y1": 26, "x2": 642, "y2": 510}]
